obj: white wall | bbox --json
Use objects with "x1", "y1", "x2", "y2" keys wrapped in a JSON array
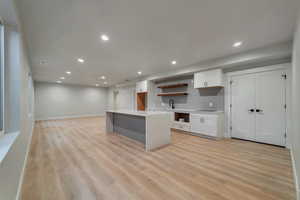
[
  {"x1": 35, "y1": 82, "x2": 108, "y2": 120},
  {"x1": 107, "y1": 85, "x2": 136, "y2": 111},
  {"x1": 292, "y1": 12, "x2": 300, "y2": 198},
  {"x1": 0, "y1": 2, "x2": 35, "y2": 200}
]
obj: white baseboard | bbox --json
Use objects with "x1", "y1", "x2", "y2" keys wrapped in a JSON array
[
  {"x1": 35, "y1": 114, "x2": 105, "y2": 121},
  {"x1": 291, "y1": 149, "x2": 300, "y2": 200},
  {"x1": 15, "y1": 121, "x2": 34, "y2": 200}
]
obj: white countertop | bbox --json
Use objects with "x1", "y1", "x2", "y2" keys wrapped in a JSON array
[
  {"x1": 106, "y1": 110, "x2": 170, "y2": 117},
  {"x1": 155, "y1": 108, "x2": 224, "y2": 115}
]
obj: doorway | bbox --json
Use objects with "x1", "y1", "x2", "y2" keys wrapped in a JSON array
[{"x1": 230, "y1": 68, "x2": 287, "y2": 146}]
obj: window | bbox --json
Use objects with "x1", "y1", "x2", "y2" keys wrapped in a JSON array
[{"x1": 0, "y1": 21, "x2": 4, "y2": 135}]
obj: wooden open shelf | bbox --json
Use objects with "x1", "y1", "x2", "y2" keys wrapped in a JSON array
[
  {"x1": 157, "y1": 83, "x2": 188, "y2": 89},
  {"x1": 157, "y1": 92, "x2": 188, "y2": 96}
]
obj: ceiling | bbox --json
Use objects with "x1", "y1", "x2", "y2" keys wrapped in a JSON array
[
  {"x1": 16, "y1": 0, "x2": 299, "y2": 86},
  {"x1": 1, "y1": 0, "x2": 19, "y2": 26}
]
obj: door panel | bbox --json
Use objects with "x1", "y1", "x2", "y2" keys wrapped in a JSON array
[
  {"x1": 231, "y1": 74, "x2": 256, "y2": 141},
  {"x1": 255, "y1": 70, "x2": 286, "y2": 146}
]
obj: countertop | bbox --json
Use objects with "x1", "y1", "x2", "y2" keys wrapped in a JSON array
[
  {"x1": 153, "y1": 109, "x2": 224, "y2": 115},
  {"x1": 106, "y1": 110, "x2": 171, "y2": 117}
]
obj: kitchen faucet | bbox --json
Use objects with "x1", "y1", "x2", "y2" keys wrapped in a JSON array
[{"x1": 169, "y1": 99, "x2": 175, "y2": 109}]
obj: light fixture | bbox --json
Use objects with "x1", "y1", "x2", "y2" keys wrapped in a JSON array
[
  {"x1": 77, "y1": 58, "x2": 85, "y2": 63},
  {"x1": 60, "y1": 77, "x2": 65, "y2": 80},
  {"x1": 100, "y1": 76, "x2": 106, "y2": 80},
  {"x1": 66, "y1": 71, "x2": 71, "y2": 75},
  {"x1": 137, "y1": 71, "x2": 142, "y2": 75},
  {"x1": 96, "y1": 84, "x2": 99, "y2": 87},
  {"x1": 101, "y1": 34, "x2": 109, "y2": 41},
  {"x1": 104, "y1": 81, "x2": 108, "y2": 84},
  {"x1": 56, "y1": 80, "x2": 62, "y2": 83},
  {"x1": 171, "y1": 60, "x2": 177, "y2": 65},
  {"x1": 233, "y1": 41, "x2": 243, "y2": 47}
]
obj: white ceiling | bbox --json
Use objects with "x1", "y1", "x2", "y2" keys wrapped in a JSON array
[
  {"x1": 1, "y1": 0, "x2": 19, "y2": 26},
  {"x1": 16, "y1": 0, "x2": 299, "y2": 86}
]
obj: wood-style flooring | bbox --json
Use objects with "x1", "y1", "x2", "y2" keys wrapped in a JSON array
[{"x1": 21, "y1": 117, "x2": 296, "y2": 200}]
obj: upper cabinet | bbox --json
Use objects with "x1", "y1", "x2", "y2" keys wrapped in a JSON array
[
  {"x1": 194, "y1": 69, "x2": 223, "y2": 88},
  {"x1": 136, "y1": 80, "x2": 148, "y2": 93}
]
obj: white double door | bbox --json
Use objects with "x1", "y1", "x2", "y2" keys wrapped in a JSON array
[{"x1": 230, "y1": 69, "x2": 286, "y2": 146}]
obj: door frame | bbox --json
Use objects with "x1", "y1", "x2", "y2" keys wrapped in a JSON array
[{"x1": 224, "y1": 63, "x2": 292, "y2": 148}]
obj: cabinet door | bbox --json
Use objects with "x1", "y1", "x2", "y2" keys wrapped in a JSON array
[
  {"x1": 255, "y1": 70, "x2": 286, "y2": 146},
  {"x1": 191, "y1": 114, "x2": 218, "y2": 136},
  {"x1": 194, "y1": 72, "x2": 206, "y2": 88},
  {"x1": 136, "y1": 81, "x2": 148, "y2": 93},
  {"x1": 194, "y1": 69, "x2": 223, "y2": 88},
  {"x1": 206, "y1": 69, "x2": 223, "y2": 87},
  {"x1": 231, "y1": 74, "x2": 256, "y2": 141}
]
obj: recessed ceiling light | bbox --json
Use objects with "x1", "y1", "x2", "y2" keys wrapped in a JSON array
[
  {"x1": 66, "y1": 71, "x2": 71, "y2": 74},
  {"x1": 77, "y1": 58, "x2": 85, "y2": 63},
  {"x1": 233, "y1": 41, "x2": 243, "y2": 47},
  {"x1": 56, "y1": 80, "x2": 62, "y2": 83},
  {"x1": 137, "y1": 71, "x2": 142, "y2": 75},
  {"x1": 60, "y1": 77, "x2": 65, "y2": 80},
  {"x1": 96, "y1": 84, "x2": 99, "y2": 87},
  {"x1": 104, "y1": 81, "x2": 108, "y2": 84},
  {"x1": 171, "y1": 60, "x2": 177, "y2": 65},
  {"x1": 101, "y1": 34, "x2": 109, "y2": 41},
  {"x1": 100, "y1": 76, "x2": 106, "y2": 80}
]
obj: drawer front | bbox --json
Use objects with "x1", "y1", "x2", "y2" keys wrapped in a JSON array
[{"x1": 172, "y1": 122, "x2": 190, "y2": 132}]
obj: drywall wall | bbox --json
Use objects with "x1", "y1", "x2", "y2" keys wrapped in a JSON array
[
  {"x1": 0, "y1": 1, "x2": 35, "y2": 200},
  {"x1": 4, "y1": 26, "x2": 21, "y2": 133},
  {"x1": 35, "y1": 82, "x2": 108, "y2": 120},
  {"x1": 292, "y1": 12, "x2": 300, "y2": 198},
  {"x1": 150, "y1": 78, "x2": 224, "y2": 111},
  {"x1": 107, "y1": 85, "x2": 136, "y2": 111}
]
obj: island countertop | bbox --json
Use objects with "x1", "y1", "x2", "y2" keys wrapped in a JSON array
[
  {"x1": 106, "y1": 110, "x2": 171, "y2": 151},
  {"x1": 106, "y1": 110, "x2": 170, "y2": 117}
]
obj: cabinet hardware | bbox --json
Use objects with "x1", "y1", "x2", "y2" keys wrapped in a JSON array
[{"x1": 282, "y1": 74, "x2": 287, "y2": 79}]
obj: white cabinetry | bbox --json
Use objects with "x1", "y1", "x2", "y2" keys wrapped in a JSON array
[
  {"x1": 194, "y1": 69, "x2": 223, "y2": 88},
  {"x1": 171, "y1": 121, "x2": 191, "y2": 132},
  {"x1": 136, "y1": 80, "x2": 148, "y2": 93},
  {"x1": 190, "y1": 113, "x2": 224, "y2": 138}
]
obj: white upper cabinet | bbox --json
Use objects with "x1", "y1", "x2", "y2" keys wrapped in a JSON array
[
  {"x1": 136, "y1": 80, "x2": 148, "y2": 93},
  {"x1": 194, "y1": 69, "x2": 223, "y2": 88}
]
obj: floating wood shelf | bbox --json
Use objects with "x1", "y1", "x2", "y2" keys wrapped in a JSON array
[
  {"x1": 157, "y1": 92, "x2": 188, "y2": 96},
  {"x1": 157, "y1": 83, "x2": 188, "y2": 89}
]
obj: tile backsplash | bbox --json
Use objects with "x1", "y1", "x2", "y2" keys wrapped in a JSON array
[{"x1": 150, "y1": 78, "x2": 224, "y2": 111}]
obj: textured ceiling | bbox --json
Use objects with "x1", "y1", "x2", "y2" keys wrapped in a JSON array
[{"x1": 16, "y1": 0, "x2": 299, "y2": 86}]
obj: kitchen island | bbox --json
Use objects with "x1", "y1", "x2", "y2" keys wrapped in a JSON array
[{"x1": 106, "y1": 110, "x2": 171, "y2": 151}]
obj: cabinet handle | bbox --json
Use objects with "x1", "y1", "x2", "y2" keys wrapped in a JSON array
[
  {"x1": 248, "y1": 109, "x2": 255, "y2": 113},
  {"x1": 256, "y1": 109, "x2": 263, "y2": 113}
]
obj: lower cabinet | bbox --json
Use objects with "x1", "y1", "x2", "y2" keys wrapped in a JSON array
[
  {"x1": 171, "y1": 121, "x2": 191, "y2": 132},
  {"x1": 190, "y1": 113, "x2": 224, "y2": 138}
]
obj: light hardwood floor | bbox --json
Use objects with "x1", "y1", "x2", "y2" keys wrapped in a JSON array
[{"x1": 21, "y1": 117, "x2": 296, "y2": 200}]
